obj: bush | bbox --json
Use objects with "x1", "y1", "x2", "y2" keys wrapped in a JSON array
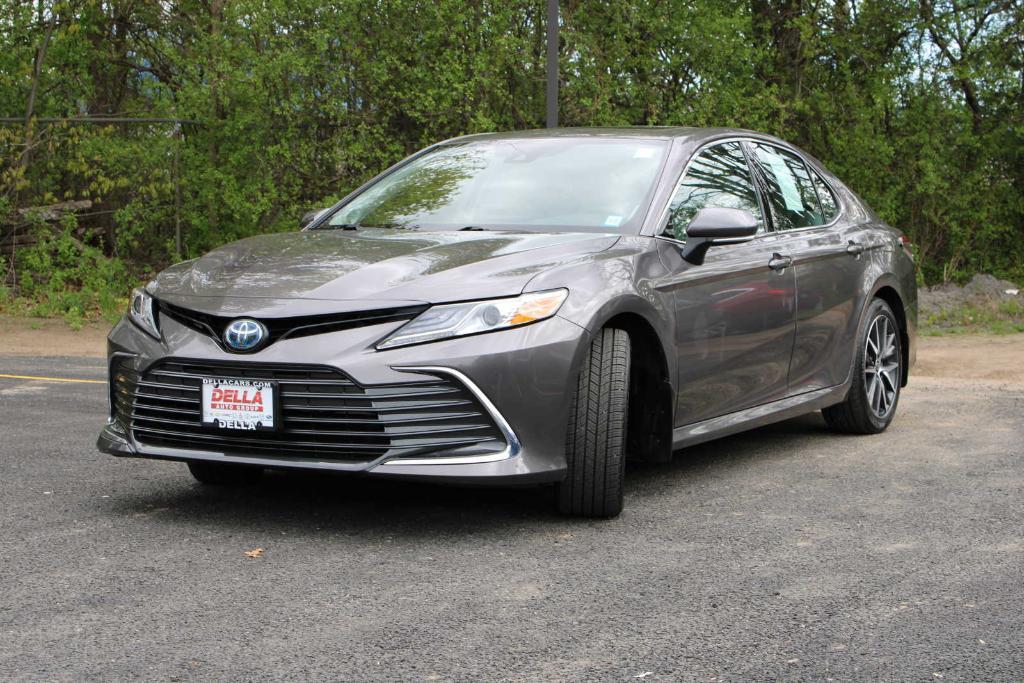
[{"x1": 9, "y1": 214, "x2": 133, "y2": 326}]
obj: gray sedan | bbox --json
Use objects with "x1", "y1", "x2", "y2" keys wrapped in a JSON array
[{"x1": 98, "y1": 127, "x2": 917, "y2": 517}]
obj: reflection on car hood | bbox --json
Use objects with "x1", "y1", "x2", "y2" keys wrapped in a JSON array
[{"x1": 150, "y1": 229, "x2": 619, "y2": 309}]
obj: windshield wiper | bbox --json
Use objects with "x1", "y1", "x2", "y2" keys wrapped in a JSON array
[
  {"x1": 330, "y1": 224, "x2": 506, "y2": 232},
  {"x1": 322, "y1": 223, "x2": 405, "y2": 231}
]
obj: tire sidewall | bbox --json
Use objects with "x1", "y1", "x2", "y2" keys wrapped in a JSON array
[{"x1": 557, "y1": 328, "x2": 630, "y2": 518}]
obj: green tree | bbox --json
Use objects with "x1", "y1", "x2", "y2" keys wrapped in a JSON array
[{"x1": 1, "y1": 0, "x2": 1021, "y2": 317}]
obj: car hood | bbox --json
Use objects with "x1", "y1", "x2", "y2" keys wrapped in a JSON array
[{"x1": 150, "y1": 229, "x2": 619, "y2": 315}]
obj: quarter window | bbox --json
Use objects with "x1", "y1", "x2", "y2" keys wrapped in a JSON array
[
  {"x1": 811, "y1": 170, "x2": 839, "y2": 223},
  {"x1": 749, "y1": 143, "x2": 823, "y2": 230},
  {"x1": 665, "y1": 142, "x2": 764, "y2": 241}
]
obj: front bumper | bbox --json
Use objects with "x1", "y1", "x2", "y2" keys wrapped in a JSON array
[{"x1": 98, "y1": 310, "x2": 589, "y2": 484}]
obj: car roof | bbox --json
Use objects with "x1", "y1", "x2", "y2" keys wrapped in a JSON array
[
  {"x1": 438, "y1": 126, "x2": 838, "y2": 183},
  {"x1": 441, "y1": 126, "x2": 775, "y2": 145}
]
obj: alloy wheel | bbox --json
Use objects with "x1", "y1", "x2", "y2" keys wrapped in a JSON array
[{"x1": 864, "y1": 314, "x2": 900, "y2": 418}]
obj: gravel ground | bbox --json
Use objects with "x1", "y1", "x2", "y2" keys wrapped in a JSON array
[{"x1": 0, "y1": 349, "x2": 1022, "y2": 681}]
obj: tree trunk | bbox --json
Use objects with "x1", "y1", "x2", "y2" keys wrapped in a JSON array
[{"x1": 7, "y1": 8, "x2": 57, "y2": 202}]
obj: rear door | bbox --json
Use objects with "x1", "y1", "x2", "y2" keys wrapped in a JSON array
[
  {"x1": 744, "y1": 141, "x2": 867, "y2": 393},
  {"x1": 657, "y1": 141, "x2": 797, "y2": 426}
]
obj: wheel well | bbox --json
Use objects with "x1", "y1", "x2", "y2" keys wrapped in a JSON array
[
  {"x1": 604, "y1": 313, "x2": 673, "y2": 462},
  {"x1": 874, "y1": 286, "x2": 909, "y2": 387}
]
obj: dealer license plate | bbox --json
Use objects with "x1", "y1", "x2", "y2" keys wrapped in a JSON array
[{"x1": 201, "y1": 378, "x2": 277, "y2": 431}]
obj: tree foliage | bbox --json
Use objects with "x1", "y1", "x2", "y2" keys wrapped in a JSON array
[{"x1": 1, "y1": 0, "x2": 1021, "y2": 306}]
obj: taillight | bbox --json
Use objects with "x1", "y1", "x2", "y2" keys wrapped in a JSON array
[{"x1": 899, "y1": 234, "x2": 914, "y2": 259}]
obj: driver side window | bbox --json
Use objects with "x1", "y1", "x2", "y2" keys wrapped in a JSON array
[{"x1": 665, "y1": 142, "x2": 764, "y2": 241}]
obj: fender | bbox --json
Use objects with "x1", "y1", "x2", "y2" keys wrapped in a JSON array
[
  {"x1": 842, "y1": 271, "x2": 911, "y2": 391},
  {"x1": 565, "y1": 291, "x2": 675, "y2": 383},
  {"x1": 528, "y1": 237, "x2": 679, "y2": 391}
]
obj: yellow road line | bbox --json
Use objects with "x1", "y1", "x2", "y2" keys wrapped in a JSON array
[{"x1": 0, "y1": 373, "x2": 105, "y2": 384}]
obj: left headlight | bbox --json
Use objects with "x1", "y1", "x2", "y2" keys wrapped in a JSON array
[
  {"x1": 128, "y1": 287, "x2": 160, "y2": 339},
  {"x1": 377, "y1": 289, "x2": 569, "y2": 350}
]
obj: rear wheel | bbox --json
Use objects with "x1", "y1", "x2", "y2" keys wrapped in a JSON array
[
  {"x1": 556, "y1": 328, "x2": 631, "y2": 518},
  {"x1": 187, "y1": 460, "x2": 264, "y2": 485},
  {"x1": 823, "y1": 298, "x2": 902, "y2": 434}
]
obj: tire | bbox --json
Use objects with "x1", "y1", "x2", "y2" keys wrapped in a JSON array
[
  {"x1": 557, "y1": 328, "x2": 631, "y2": 518},
  {"x1": 187, "y1": 460, "x2": 264, "y2": 485},
  {"x1": 823, "y1": 298, "x2": 903, "y2": 434}
]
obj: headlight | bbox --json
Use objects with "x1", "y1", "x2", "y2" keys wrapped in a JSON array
[
  {"x1": 128, "y1": 287, "x2": 160, "y2": 339},
  {"x1": 377, "y1": 289, "x2": 569, "y2": 350}
]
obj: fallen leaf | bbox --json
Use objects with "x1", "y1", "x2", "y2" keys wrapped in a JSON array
[{"x1": 244, "y1": 548, "x2": 264, "y2": 558}]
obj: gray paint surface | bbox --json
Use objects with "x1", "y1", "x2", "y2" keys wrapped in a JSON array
[{"x1": 101, "y1": 127, "x2": 918, "y2": 480}]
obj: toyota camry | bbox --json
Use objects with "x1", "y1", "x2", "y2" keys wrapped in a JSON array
[{"x1": 98, "y1": 127, "x2": 917, "y2": 517}]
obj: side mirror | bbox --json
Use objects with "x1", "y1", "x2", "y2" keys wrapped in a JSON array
[
  {"x1": 300, "y1": 207, "x2": 330, "y2": 229},
  {"x1": 679, "y1": 207, "x2": 759, "y2": 265}
]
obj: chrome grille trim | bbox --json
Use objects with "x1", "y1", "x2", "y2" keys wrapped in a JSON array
[{"x1": 375, "y1": 366, "x2": 522, "y2": 467}]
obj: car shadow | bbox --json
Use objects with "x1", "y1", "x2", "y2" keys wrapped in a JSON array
[
  {"x1": 104, "y1": 412, "x2": 832, "y2": 532},
  {"x1": 628, "y1": 411, "x2": 831, "y2": 483}
]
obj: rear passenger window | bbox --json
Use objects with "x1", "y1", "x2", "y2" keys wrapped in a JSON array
[
  {"x1": 749, "y1": 143, "x2": 823, "y2": 230},
  {"x1": 665, "y1": 141, "x2": 764, "y2": 240},
  {"x1": 811, "y1": 171, "x2": 839, "y2": 223}
]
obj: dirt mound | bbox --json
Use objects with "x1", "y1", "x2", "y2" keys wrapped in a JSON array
[{"x1": 919, "y1": 273, "x2": 1021, "y2": 318}]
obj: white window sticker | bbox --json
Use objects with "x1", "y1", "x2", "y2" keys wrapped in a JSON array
[
  {"x1": 604, "y1": 215, "x2": 624, "y2": 227},
  {"x1": 763, "y1": 154, "x2": 804, "y2": 212}
]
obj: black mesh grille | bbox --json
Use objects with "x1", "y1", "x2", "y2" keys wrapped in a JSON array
[
  {"x1": 110, "y1": 358, "x2": 506, "y2": 462},
  {"x1": 157, "y1": 299, "x2": 427, "y2": 350}
]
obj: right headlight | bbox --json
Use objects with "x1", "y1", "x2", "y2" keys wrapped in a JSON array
[
  {"x1": 128, "y1": 287, "x2": 160, "y2": 339},
  {"x1": 376, "y1": 289, "x2": 569, "y2": 350}
]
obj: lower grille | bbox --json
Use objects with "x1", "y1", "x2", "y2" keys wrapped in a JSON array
[{"x1": 111, "y1": 358, "x2": 506, "y2": 462}]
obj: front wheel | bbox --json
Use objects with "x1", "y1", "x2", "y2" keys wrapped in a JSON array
[
  {"x1": 823, "y1": 298, "x2": 903, "y2": 434},
  {"x1": 556, "y1": 328, "x2": 631, "y2": 518}
]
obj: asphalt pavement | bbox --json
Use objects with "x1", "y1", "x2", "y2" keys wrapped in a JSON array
[{"x1": 1, "y1": 353, "x2": 1022, "y2": 681}]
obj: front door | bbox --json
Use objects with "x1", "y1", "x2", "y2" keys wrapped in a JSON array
[{"x1": 657, "y1": 141, "x2": 797, "y2": 427}]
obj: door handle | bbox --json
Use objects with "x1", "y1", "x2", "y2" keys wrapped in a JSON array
[
  {"x1": 846, "y1": 241, "x2": 864, "y2": 256},
  {"x1": 768, "y1": 254, "x2": 792, "y2": 271}
]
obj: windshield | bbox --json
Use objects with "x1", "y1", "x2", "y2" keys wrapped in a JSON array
[{"x1": 321, "y1": 137, "x2": 668, "y2": 233}]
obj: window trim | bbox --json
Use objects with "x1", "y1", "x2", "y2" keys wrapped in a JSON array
[
  {"x1": 808, "y1": 166, "x2": 841, "y2": 225},
  {"x1": 648, "y1": 135, "x2": 845, "y2": 245},
  {"x1": 653, "y1": 137, "x2": 770, "y2": 242},
  {"x1": 742, "y1": 140, "x2": 845, "y2": 234}
]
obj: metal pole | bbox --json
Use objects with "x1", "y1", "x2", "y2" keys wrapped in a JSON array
[
  {"x1": 173, "y1": 123, "x2": 182, "y2": 259},
  {"x1": 546, "y1": 0, "x2": 559, "y2": 128}
]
